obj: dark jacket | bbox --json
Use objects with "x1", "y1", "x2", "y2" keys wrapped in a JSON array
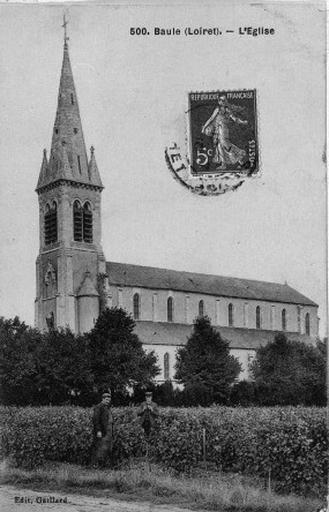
[
  {"x1": 92, "y1": 402, "x2": 113, "y2": 439},
  {"x1": 137, "y1": 401, "x2": 159, "y2": 429}
]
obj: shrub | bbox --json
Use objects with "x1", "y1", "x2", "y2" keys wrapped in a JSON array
[
  {"x1": 229, "y1": 380, "x2": 257, "y2": 406},
  {"x1": 0, "y1": 406, "x2": 327, "y2": 497}
]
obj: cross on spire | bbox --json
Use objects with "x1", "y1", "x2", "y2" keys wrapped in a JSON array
[{"x1": 62, "y1": 13, "x2": 69, "y2": 47}]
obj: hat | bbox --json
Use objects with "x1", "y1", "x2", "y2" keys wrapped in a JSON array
[
  {"x1": 145, "y1": 391, "x2": 153, "y2": 396},
  {"x1": 218, "y1": 95, "x2": 229, "y2": 106},
  {"x1": 102, "y1": 391, "x2": 111, "y2": 398}
]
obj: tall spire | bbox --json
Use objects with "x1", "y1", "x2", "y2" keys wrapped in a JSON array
[
  {"x1": 62, "y1": 13, "x2": 69, "y2": 49},
  {"x1": 36, "y1": 18, "x2": 103, "y2": 191}
]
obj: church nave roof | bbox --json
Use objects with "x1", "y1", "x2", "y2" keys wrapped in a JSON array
[{"x1": 106, "y1": 261, "x2": 317, "y2": 307}]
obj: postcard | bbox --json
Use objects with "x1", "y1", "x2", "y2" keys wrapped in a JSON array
[{"x1": 0, "y1": 1, "x2": 326, "y2": 509}]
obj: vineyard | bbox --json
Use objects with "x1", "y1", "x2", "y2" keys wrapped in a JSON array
[{"x1": 1, "y1": 406, "x2": 327, "y2": 498}]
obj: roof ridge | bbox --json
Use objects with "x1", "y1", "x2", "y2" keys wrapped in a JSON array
[
  {"x1": 106, "y1": 261, "x2": 317, "y2": 307},
  {"x1": 107, "y1": 260, "x2": 294, "y2": 289}
]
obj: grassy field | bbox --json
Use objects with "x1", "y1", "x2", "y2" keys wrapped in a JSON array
[{"x1": 0, "y1": 459, "x2": 323, "y2": 512}]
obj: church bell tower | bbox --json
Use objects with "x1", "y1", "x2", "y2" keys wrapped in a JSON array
[{"x1": 35, "y1": 19, "x2": 106, "y2": 333}]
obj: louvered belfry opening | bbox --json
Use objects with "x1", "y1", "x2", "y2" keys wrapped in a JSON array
[
  {"x1": 73, "y1": 200, "x2": 93, "y2": 243},
  {"x1": 44, "y1": 202, "x2": 58, "y2": 244},
  {"x1": 83, "y1": 202, "x2": 93, "y2": 242},
  {"x1": 73, "y1": 200, "x2": 83, "y2": 241}
]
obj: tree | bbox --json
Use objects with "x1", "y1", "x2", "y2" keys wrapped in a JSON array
[
  {"x1": 0, "y1": 309, "x2": 160, "y2": 406},
  {"x1": 0, "y1": 316, "x2": 92, "y2": 405},
  {"x1": 0, "y1": 316, "x2": 40, "y2": 405},
  {"x1": 314, "y1": 337, "x2": 327, "y2": 405},
  {"x1": 251, "y1": 333, "x2": 326, "y2": 406},
  {"x1": 175, "y1": 316, "x2": 241, "y2": 406},
  {"x1": 33, "y1": 328, "x2": 93, "y2": 405},
  {"x1": 86, "y1": 307, "x2": 160, "y2": 402},
  {"x1": 229, "y1": 380, "x2": 257, "y2": 406}
]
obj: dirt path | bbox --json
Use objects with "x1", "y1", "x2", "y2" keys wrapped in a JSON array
[{"x1": 0, "y1": 485, "x2": 198, "y2": 512}]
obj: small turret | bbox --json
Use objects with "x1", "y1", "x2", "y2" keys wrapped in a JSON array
[
  {"x1": 88, "y1": 146, "x2": 103, "y2": 187},
  {"x1": 36, "y1": 149, "x2": 48, "y2": 190}
]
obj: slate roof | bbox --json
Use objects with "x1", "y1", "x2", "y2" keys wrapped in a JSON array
[
  {"x1": 134, "y1": 321, "x2": 314, "y2": 350},
  {"x1": 36, "y1": 39, "x2": 103, "y2": 191},
  {"x1": 106, "y1": 262, "x2": 317, "y2": 306}
]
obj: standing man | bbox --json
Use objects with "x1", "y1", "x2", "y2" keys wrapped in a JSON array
[
  {"x1": 91, "y1": 390, "x2": 113, "y2": 467},
  {"x1": 137, "y1": 390, "x2": 159, "y2": 437}
]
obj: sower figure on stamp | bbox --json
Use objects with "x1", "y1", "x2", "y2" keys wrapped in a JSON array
[
  {"x1": 202, "y1": 96, "x2": 248, "y2": 168},
  {"x1": 137, "y1": 391, "x2": 159, "y2": 438},
  {"x1": 91, "y1": 390, "x2": 114, "y2": 468}
]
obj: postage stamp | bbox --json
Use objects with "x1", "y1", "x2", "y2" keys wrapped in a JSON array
[{"x1": 165, "y1": 89, "x2": 259, "y2": 196}]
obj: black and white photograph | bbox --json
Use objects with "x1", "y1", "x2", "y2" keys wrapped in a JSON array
[{"x1": 0, "y1": 1, "x2": 327, "y2": 511}]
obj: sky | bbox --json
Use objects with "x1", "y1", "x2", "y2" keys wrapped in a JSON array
[{"x1": 0, "y1": 0, "x2": 327, "y2": 335}]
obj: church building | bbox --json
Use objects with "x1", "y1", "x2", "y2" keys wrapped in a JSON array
[{"x1": 35, "y1": 31, "x2": 319, "y2": 383}]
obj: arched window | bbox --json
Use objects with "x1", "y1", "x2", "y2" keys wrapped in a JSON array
[
  {"x1": 133, "y1": 293, "x2": 140, "y2": 320},
  {"x1": 83, "y1": 202, "x2": 93, "y2": 243},
  {"x1": 167, "y1": 297, "x2": 173, "y2": 322},
  {"x1": 228, "y1": 303, "x2": 234, "y2": 327},
  {"x1": 256, "y1": 306, "x2": 261, "y2": 329},
  {"x1": 282, "y1": 309, "x2": 287, "y2": 331},
  {"x1": 297, "y1": 306, "x2": 301, "y2": 333},
  {"x1": 73, "y1": 201, "x2": 93, "y2": 243},
  {"x1": 44, "y1": 201, "x2": 57, "y2": 245},
  {"x1": 305, "y1": 313, "x2": 310, "y2": 335},
  {"x1": 164, "y1": 352, "x2": 170, "y2": 380},
  {"x1": 198, "y1": 299, "x2": 204, "y2": 317},
  {"x1": 73, "y1": 200, "x2": 83, "y2": 241}
]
